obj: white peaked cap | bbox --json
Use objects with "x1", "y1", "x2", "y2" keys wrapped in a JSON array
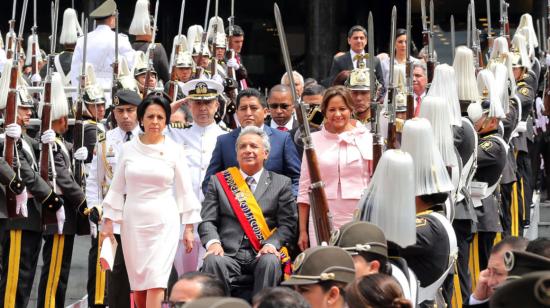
[
  {"x1": 419, "y1": 96, "x2": 459, "y2": 167},
  {"x1": 129, "y1": 0, "x2": 151, "y2": 36},
  {"x1": 0, "y1": 60, "x2": 13, "y2": 110},
  {"x1": 186, "y1": 25, "x2": 203, "y2": 53},
  {"x1": 476, "y1": 69, "x2": 505, "y2": 119},
  {"x1": 517, "y1": 14, "x2": 538, "y2": 48},
  {"x1": 453, "y1": 46, "x2": 479, "y2": 102},
  {"x1": 401, "y1": 118, "x2": 454, "y2": 196},
  {"x1": 59, "y1": 8, "x2": 83, "y2": 45},
  {"x1": 39, "y1": 73, "x2": 69, "y2": 121},
  {"x1": 427, "y1": 64, "x2": 462, "y2": 126},
  {"x1": 25, "y1": 34, "x2": 42, "y2": 66},
  {"x1": 355, "y1": 149, "x2": 416, "y2": 248}
]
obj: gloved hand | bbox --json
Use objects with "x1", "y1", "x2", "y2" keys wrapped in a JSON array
[
  {"x1": 90, "y1": 220, "x2": 98, "y2": 239},
  {"x1": 5, "y1": 123, "x2": 22, "y2": 141},
  {"x1": 31, "y1": 73, "x2": 42, "y2": 84},
  {"x1": 226, "y1": 58, "x2": 239, "y2": 69},
  {"x1": 9, "y1": 176, "x2": 25, "y2": 194},
  {"x1": 74, "y1": 147, "x2": 88, "y2": 161},
  {"x1": 16, "y1": 188, "x2": 28, "y2": 217},
  {"x1": 43, "y1": 192, "x2": 64, "y2": 212},
  {"x1": 56, "y1": 206, "x2": 65, "y2": 234},
  {"x1": 40, "y1": 129, "x2": 56, "y2": 145}
]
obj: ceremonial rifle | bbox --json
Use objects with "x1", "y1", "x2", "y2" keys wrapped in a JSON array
[
  {"x1": 451, "y1": 15, "x2": 456, "y2": 61},
  {"x1": 471, "y1": 0, "x2": 484, "y2": 71},
  {"x1": 6, "y1": 0, "x2": 18, "y2": 60},
  {"x1": 486, "y1": 0, "x2": 494, "y2": 62},
  {"x1": 421, "y1": 0, "x2": 428, "y2": 51},
  {"x1": 499, "y1": 0, "x2": 510, "y2": 46},
  {"x1": 426, "y1": 0, "x2": 435, "y2": 83},
  {"x1": 537, "y1": 19, "x2": 544, "y2": 64},
  {"x1": 111, "y1": 10, "x2": 119, "y2": 99},
  {"x1": 31, "y1": 0, "x2": 40, "y2": 103},
  {"x1": 222, "y1": 0, "x2": 238, "y2": 128},
  {"x1": 209, "y1": 0, "x2": 219, "y2": 79},
  {"x1": 274, "y1": 3, "x2": 332, "y2": 245},
  {"x1": 39, "y1": 0, "x2": 60, "y2": 227},
  {"x1": 194, "y1": 0, "x2": 211, "y2": 79},
  {"x1": 405, "y1": 0, "x2": 414, "y2": 119},
  {"x1": 4, "y1": 0, "x2": 28, "y2": 218},
  {"x1": 368, "y1": 12, "x2": 382, "y2": 172},
  {"x1": 143, "y1": 0, "x2": 159, "y2": 95},
  {"x1": 467, "y1": 4, "x2": 472, "y2": 49},
  {"x1": 387, "y1": 6, "x2": 398, "y2": 150},
  {"x1": 73, "y1": 18, "x2": 88, "y2": 189},
  {"x1": 167, "y1": 0, "x2": 186, "y2": 101}
]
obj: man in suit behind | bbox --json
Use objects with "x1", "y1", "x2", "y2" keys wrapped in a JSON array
[
  {"x1": 328, "y1": 25, "x2": 384, "y2": 90},
  {"x1": 199, "y1": 126, "x2": 297, "y2": 296},
  {"x1": 265, "y1": 84, "x2": 298, "y2": 132},
  {"x1": 202, "y1": 88, "x2": 301, "y2": 195}
]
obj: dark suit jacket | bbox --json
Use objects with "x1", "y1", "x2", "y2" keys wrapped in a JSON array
[
  {"x1": 0, "y1": 158, "x2": 16, "y2": 219},
  {"x1": 202, "y1": 126, "x2": 301, "y2": 196},
  {"x1": 328, "y1": 51, "x2": 384, "y2": 87},
  {"x1": 199, "y1": 170, "x2": 297, "y2": 256}
]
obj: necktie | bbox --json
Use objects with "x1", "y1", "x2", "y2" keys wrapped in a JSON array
[
  {"x1": 277, "y1": 126, "x2": 288, "y2": 132},
  {"x1": 414, "y1": 96, "x2": 422, "y2": 117},
  {"x1": 246, "y1": 176, "x2": 256, "y2": 193},
  {"x1": 125, "y1": 131, "x2": 133, "y2": 142}
]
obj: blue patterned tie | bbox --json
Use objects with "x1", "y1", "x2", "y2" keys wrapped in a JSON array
[{"x1": 246, "y1": 176, "x2": 256, "y2": 193}]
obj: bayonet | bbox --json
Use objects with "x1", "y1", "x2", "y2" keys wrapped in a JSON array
[
  {"x1": 194, "y1": 0, "x2": 211, "y2": 78},
  {"x1": 500, "y1": 0, "x2": 510, "y2": 45},
  {"x1": 471, "y1": 0, "x2": 484, "y2": 70},
  {"x1": 537, "y1": 19, "x2": 543, "y2": 62},
  {"x1": 73, "y1": 18, "x2": 88, "y2": 187},
  {"x1": 368, "y1": 12, "x2": 382, "y2": 171},
  {"x1": 406, "y1": 0, "x2": 414, "y2": 119},
  {"x1": 467, "y1": 4, "x2": 472, "y2": 48},
  {"x1": 177, "y1": 0, "x2": 186, "y2": 39},
  {"x1": 387, "y1": 6, "x2": 398, "y2": 149},
  {"x1": 427, "y1": 0, "x2": 435, "y2": 83},
  {"x1": 451, "y1": 15, "x2": 456, "y2": 61},
  {"x1": 486, "y1": 0, "x2": 494, "y2": 59},
  {"x1": 144, "y1": 1, "x2": 159, "y2": 94},
  {"x1": 274, "y1": 2, "x2": 332, "y2": 245},
  {"x1": 421, "y1": 0, "x2": 428, "y2": 48}
]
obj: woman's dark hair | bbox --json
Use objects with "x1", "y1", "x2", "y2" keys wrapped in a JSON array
[
  {"x1": 358, "y1": 252, "x2": 390, "y2": 275},
  {"x1": 396, "y1": 28, "x2": 406, "y2": 40},
  {"x1": 345, "y1": 274, "x2": 412, "y2": 308},
  {"x1": 332, "y1": 70, "x2": 351, "y2": 86},
  {"x1": 137, "y1": 92, "x2": 172, "y2": 131},
  {"x1": 321, "y1": 85, "x2": 354, "y2": 116}
]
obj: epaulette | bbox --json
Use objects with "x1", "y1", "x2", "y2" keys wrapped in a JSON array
[
  {"x1": 416, "y1": 217, "x2": 427, "y2": 227},
  {"x1": 522, "y1": 73, "x2": 529, "y2": 80},
  {"x1": 170, "y1": 122, "x2": 191, "y2": 129},
  {"x1": 518, "y1": 86, "x2": 531, "y2": 97},
  {"x1": 97, "y1": 131, "x2": 106, "y2": 143},
  {"x1": 516, "y1": 81, "x2": 527, "y2": 87},
  {"x1": 480, "y1": 139, "x2": 493, "y2": 151},
  {"x1": 84, "y1": 119, "x2": 97, "y2": 125}
]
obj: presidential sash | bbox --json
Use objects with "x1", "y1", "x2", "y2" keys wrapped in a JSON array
[{"x1": 216, "y1": 167, "x2": 291, "y2": 278}]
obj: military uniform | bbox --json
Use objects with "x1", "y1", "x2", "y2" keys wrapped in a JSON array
[
  {"x1": 0, "y1": 133, "x2": 55, "y2": 308},
  {"x1": 37, "y1": 135, "x2": 87, "y2": 308},
  {"x1": 39, "y1": 49, "x2": 73, "y2": 85},
  {"x1": 500, "y1": 99, "x2": 520, "y2": 237},
  {"x1": 470, "y1": 131, "x2": 508, "y2": 278}
]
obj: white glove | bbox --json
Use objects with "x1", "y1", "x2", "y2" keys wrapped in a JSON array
[
  {"x1": 226, "y1": 58, "x2": 239, "y2": 69},
  {"x1": 74, "y1": 147, "x2": 88, "y2": 161},
  {"x1": 56, "y1": 206, "x2": 65, "y2": 234},
  {"x1": 31, "y1": 73, "x2": 42, "y2": 84},
  {"x1": 212, "y1": 74, "x2": 224, "y2": 85},
  {"x1": 90, "y1": 220, "x2": 98, "y2": 239},
  {"x1": 5, "y1": 123, "x2": 22, "y2": 141},
  {"x1": 41, "y1": 129, "x2": 56, "y2": 145},
  {"x1": 16, "y1": 188, "x2": 28, "y2": 217}
]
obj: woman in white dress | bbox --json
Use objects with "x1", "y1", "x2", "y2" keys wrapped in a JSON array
[{"x1": 101, "y1": 93, "x2": 201, "y2": 308}]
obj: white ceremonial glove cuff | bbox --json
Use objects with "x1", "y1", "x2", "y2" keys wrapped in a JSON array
[
  {"x1": 16, "y1": 188, "x2": 28, "y2": 217},
  {"x1": 41, "y1": 129, "x2": 56, "y2": 145},
  {"x1": 5, "y1": 123, "x2": 22, "y2": 140},
  {"x1": 56, "y1": 206, "x2": 66, "y2": 234},
  {"x1": 74, "y1": 147, "x2": 88, "y2": 161}
]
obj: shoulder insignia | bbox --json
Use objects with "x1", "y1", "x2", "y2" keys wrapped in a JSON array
[
  {"x1": 480, "y1": 140, "x2": 493, "y2": 151},
  {"x1": 98, "y1": 132, "x2": 106, "y2": 142},
  {"x1": 519, "y1": 87, "x2": 530, "y2": 96},
  {"x1": 416, "y1": 217, "x2": 427, "y2": 227},
  {"x1": 516, "y1": 81, "x2": 526, "y2": 87},
  {"x1": 170, "y1": 122, "x2": 191, "y2": 129}
]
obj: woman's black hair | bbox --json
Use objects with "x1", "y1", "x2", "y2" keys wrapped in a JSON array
[
  {"x1": 396, "y1": 28, "x2": 407, "y2": 39},
  {"x1": 137, "y1": 91, "x2": 172, "y2": 131}
]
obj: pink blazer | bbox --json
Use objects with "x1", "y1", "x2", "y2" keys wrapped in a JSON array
[{"x1": 298, "y1": 126, "x2": 373, "y2": 204}]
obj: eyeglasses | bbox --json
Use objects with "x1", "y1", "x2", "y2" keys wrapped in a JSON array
[{"x1": 269, "y1": 103, "x2": 292, "y2": 110}]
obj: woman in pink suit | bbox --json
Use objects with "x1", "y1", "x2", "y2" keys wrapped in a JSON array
[{"x1": 297, "y1": 86, "x2": 373, "y2": 250}]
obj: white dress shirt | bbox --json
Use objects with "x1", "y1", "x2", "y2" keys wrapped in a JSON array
[{"x1": 270, "y1": 117, "x2": 295, "y2": 131}]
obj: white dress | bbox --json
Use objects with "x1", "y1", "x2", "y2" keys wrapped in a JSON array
[{"x1": 102, "y1": 135, "x2": 201, "y2": 290}]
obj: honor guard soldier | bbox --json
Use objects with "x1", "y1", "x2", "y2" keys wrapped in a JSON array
[
  {"x1": 345, "y1": 62, "x2": 374, "y2": 127},
  {"x1": 80, "y1": 63, "x2": 108, "y2": 308},
  {"x1": 187, "y1": 25, "x2": 213, "y2": 79},
  {"x1": 226, "y1": 25, "x2": 249, "y2": 90},
  {"x1": 510, "y1": 36, "x2": 536, "y2": 230},
  {"x1": 133, "y1": 51, "x2": 158, "y2": 96},
  {"x1": 71, "y1": 0, "x2": 136, "y2": 105},
  {"x1": 164, "y1": 48, "x2": 194, "y2": 101},
  {"x1": 167, "y1": 79, "x2": 228, "y2": 274},
  {"x1": 86, "y1": 89, "x2": 142, "y2": 308},
  {"x1": 331, "y1": 221, "x2": 419, "y2": 304},
  {"x1": 129, "y1": 0, "x2": 170, "y2": 83},
  {"x1": 37, "y1": 73, "x2": 89, "y2": 308},
  {"x1": 0, "y1": 77, "x2": 63, "y2": 308},
  {"x1": 207, "y1": 17, "x2": 228, "y2": 79},
  {"x1": 281, "y1": 246, "x2": 356, "y2": 308}
]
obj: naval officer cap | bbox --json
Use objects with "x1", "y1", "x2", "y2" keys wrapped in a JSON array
[
  {"x1": 90, "y1": 0, "x2": 117, "y2": 19},
  {"x1": 113, "y1": 90, "x2": 142, "y2": 107},
  {"x1": 181, "y1": 79, "x2": 224, "y2": 101}
]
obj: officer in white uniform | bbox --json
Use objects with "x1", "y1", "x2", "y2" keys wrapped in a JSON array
[
  {"x1": 70, "y1": 0, "x2": 135, "y2": 106},
  {"x1": 85, "y1": 89, "x2": 142, "y2": 308},
  {"x1": 166, "y1": 79, "x2": 228, "y2": 274}
]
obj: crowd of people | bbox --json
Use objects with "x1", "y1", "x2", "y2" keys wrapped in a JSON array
[{"x1": 1, "y1": 0, "x2": 550, "y2": 307}]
